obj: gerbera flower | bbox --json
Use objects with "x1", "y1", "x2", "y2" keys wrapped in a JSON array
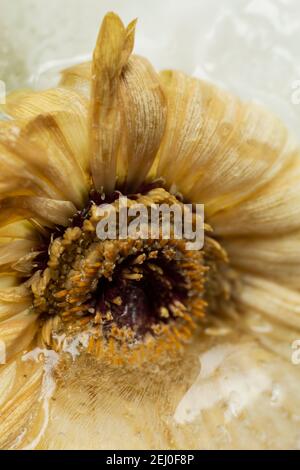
[{"x1": 1, "y1": 12, "x2": 300, "y2": 450}]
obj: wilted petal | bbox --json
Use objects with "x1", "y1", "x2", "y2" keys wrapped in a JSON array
[
  {"x1": 89, "y1": 13, "x2": 166, "y2": 193},
  {"x1": 0, "y1": 197, "x2": 76, "y2": 228},
  {"x1": 0, "y1": 221, "x2": 40, "y2": 273},
  {"x1": 211, "y1": 156, "x2": 300, "y2": 237},
  {"x1": 89, "y1": 13, "x2": 135, "y2": 193},
  {"x1": 155, "y1": 71, "x2": 297, "y2": 218},
  {"x1": 0, "y1": 274, "x2": 19, "y2": 289},
  {"x1": 0, "y1": 240, "x2": 37, "y2": 268},
  {"x1": 0, "y1": 357, "x2": 45, "y2": 450},
  {"x1": 0, "y1": 131, "x2": 61, "y2": 201},
  {"x1": 7, "y1": 87, "x2": 90, "y2": 174},
  {"x1": 234, "y1": 273, "x2": 300, "y2": 362},
  {"x1": 0, "y1": 104, "x2": 90, "y2": 208},
  {"x1": 60, "y1": 62, "x2": 92, "y2": 99},
  {"x1": 0, "y1": 309, "x2": 38, "y2": 362},
  {"x1": 223, "y1": 232, "x2": 300, "y2": 289},
  {"x1": 4, "y1": 87, "x2": 88, "y2": 127},
  {"x1": 21, "y1": 112, "x2": 89, "y2": 207}
]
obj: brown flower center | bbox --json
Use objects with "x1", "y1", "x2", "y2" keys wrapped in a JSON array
[{"x1": 30, "y1": 186, "x2": 228, "y2": 364}]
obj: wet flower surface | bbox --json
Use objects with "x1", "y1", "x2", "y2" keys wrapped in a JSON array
[{"x1": 1, "y1": 12, "x2": 300, "y2": 450}]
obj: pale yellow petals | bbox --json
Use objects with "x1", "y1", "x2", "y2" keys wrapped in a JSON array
[
  {"x1": 211, "y1": 156, "x2": 300, "y2": 237},
  {"x1": 0, "y1": 196, "x2": 76, "y2": 228},
  {"x1": 0, "y1": 89, "x2": 35, "y2": 118},
  {"x1": 235, "y1": 274, "x2": 300, "y2": 331},
  {"x1": 0, "y1": 240, "x2": 37, "y2": 268},
  {"x1": 0, "y1": 362, "x2": 16, "y2": 409},
  {"x1": 1, "y1": 88, "x2": 34, "y2": 110},
  {"x1": 155, "y1": 71, "x2": 296, "y2": 218},
  {"x1": 0, "y1": 220, "x2": 40, "y2": 241},
  {"x1": 89, "y1": 13, "x2": 136, "y2": 193},
  {"x1": 0, "y1": 357, "x2": 44, "y2": 450},
  {"x1": 20, "y1": 112, "x2": 89, "y2": 207},
  {"x1": 0, "y1": 221, "x2": 40, "y2": 274},
  {"x1": 4, "y1": 87, "x2": 88, "y2": 126},
  {"x1": 60, "y1": 62, "x2": 92, "y2": 98},
  {"x1": 0, "y1": 99, "x2": 90, "y2": 207},
  {"x1": 0, "y1": 309, "x2": 38, "y2": 362},
  {"x1": 0, "y1": 283, "x2": 31, "y2": 303},
  {"x1": 234, "y1": 273, "x2": 300, "y2": 361},
  {"x1": 0, "y1": 138, "x2": 60, "y2": 201},
  {"x1": 0, "y1": 274, "x2": 19, "y2": 289},
  {"x1": 223, "y1": 232, "x2": 300, "y2": 289},
  {"x1": 0, "y1": 120, "x2": 72, "y2": 201},
  {"x1": 118, "y1": 56, "x2": 167, "y2": 191},
  {"x1": 3, "y1": 87, "x2": 90, "y2": 180},
  {"x1": 0, "y1": 301, "x2": 31, "y2": 322}
]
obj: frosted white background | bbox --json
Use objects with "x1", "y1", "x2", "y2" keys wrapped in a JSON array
[{"x1": 1, "y1": 0, "x2": 300, "y2": 134}]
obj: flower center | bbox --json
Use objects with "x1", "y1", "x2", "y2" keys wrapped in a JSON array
[{"x1": 30, "y1": 186, "x2": 228, "y2": 364}]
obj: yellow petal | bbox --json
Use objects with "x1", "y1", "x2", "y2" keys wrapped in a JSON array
[
  {"x1": 236, "y1": 274, "x2": 300, "y2": 331},
  {"x1": 155, "y1": 71, "x2": 296, "y2": 218},
  {"x1": 223, "y1": 231, "x2": 300, "y2": 289},
  {"x1": 0, "y1": 123, "x2": 64, "y2": 201},
  {"x1": 0, "y1": 356, "x2": 45, "y2": 449},
  {"x1": 0, "y1": 309, "x2": 38, "y2": 362},
  {"x1": 0, "y1": 220, "x2": 40, "y2": 241},
  {"x1": 89, "y1": 13, "x2": 166, "y2": 193},
  {"x1": 0, "y1": 94, "x2": 89, "y2": 207},
  {"x1": 0, "y1": 196, "x2": 76, "y2": 228},
  {"x1": 89, "y1": 13, "x2": 135, "y2": 193},
  {"x1": 0, "y1": 240, "x2": 37, "y2": 268},
  {"x1": 21, "y1": 112, "x2": 89, "y2": 207},
  {"x1": 0, "y1": 221, "x2": 40, "y2": 274},
  {"x1": 0, "y1": 274, "x2": 19, "y2": 289},
  {"x1": 4, "y1": 87, "x2": 88, "y2": 125},
  {"x1": 211, "y1": 156, "x2": 300, "y2": 237},
  {"x1": 60, "y1": 62, "x2": 91, "y2": 99},
  {"x1": 118, "y1": 56, "x2": 167, "y2": 191},
  {"x1": 234, "y1": 273, "x2": 300, "y2": 361}
]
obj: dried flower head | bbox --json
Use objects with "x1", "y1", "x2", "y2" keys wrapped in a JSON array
[{"x1": 1, "y1": 13, "x2": 300, "y2": 450}]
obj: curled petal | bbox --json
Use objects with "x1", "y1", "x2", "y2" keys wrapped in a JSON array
[
  {"x1": 155, "y1": 71, "x2": 296, "y2": 218},
  {"x1": 0, "y1": 221, "x2": 41, "y2": 274},
  {"x1": 236, "y1": 274, "x2": 300, "y2": 331},
  {"x1": 0, "y1": 274, "x2": 19, "y2": 289},
  {"x1": 0, "y1": 309, "x2": 38, "y2": 362},
  {"x1": 60, "y1": 62, "x2": 92, "y2": 98},
  {"x1": 0, "y1": 240, "x2": 37, "y2": 269},
  {"x1": 89, "y1": 13, "x2": 166, "y2": 193},
  {"x1": 211, "y1": 157, "x2": 300, "y2": 237},
  {"x1": 223, "y1": 231, "x2": 300, "y2": 289},
  {"x1": 235, "y1": 274, "x2": 300, "y2": 361},
  {"x1": 118, "y1": 56, "x2": 167, "y2": 191},
  {"x1": 4, "y1": 87, "x2": 88, "y2": 127},
  {"x1": 21, "y1": 112, "x2": 89, "y2": 207},
  {"x1": 0, "y1": 137, "x2": 60, "y2": 201},
  {"x1": 0, "y1": 357, "x2": 44, "y2": 449},
  {"x1": 89, "y1": 13, "x2": 136, "y2": 193},
  {"x1": 0, "y1": 97, "x2": 90, "y2": 207},
  {"x1": 0, "y1": 220, "x2": 40, "y2": 241},
  {"x1": 0, "y1": 197, "x2": 76, "y2": 228}
]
